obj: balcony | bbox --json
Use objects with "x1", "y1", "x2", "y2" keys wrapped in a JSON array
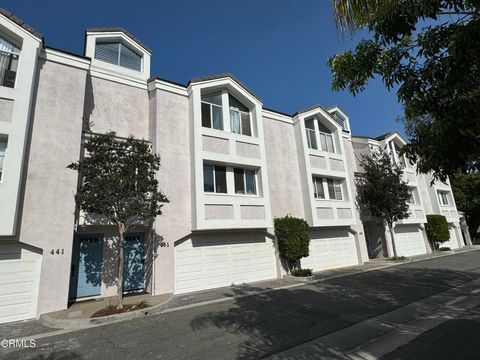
[{"x1": 0, "y1": 50, "x2": 18, "y2": 88}]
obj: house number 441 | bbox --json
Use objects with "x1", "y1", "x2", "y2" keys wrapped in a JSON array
[{"x1": 50, "y1": 249, "x2": 64, "y2": 255}]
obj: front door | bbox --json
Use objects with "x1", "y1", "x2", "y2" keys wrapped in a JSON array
[
  {"x1": 123, "y1": 234, "x2": 145, "y2": 292},
  {"x1": 69, "y1": 235, "x2": 103, "y2": 299}
]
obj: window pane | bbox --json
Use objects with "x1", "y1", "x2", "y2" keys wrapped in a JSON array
[
  {"x1": 245, "y1": 170, "x2": 256, "y2": 195},
  {"x1": 234, "y1": 168, "x2": 245, "y2": 194},
  {"x1": 203, "y1": 164, "x2": 214, "y2": 192},
  {"x1": 201, "y1": 102, "x2": 211, "y2": 128},
  {"x1": 212, "y1": 105, "x2": 223, "y2": 130},
  {"x1": 215, "y1": 166, "x2": 227, "y2": 193},
  {"x1": 95, "y1": 42, "x2": 120, "y2": 65},
  {"x1": 230, "y1": 109, "x2": 241, "y2": 134},
  {"x1": 326, "y1": 134, "x2": 335, "y2": 153},
  {"x1": 314, "y1": 177, "x2": 325, "y2": 199},
  {"x1": 306, "y1": 129, "x2": 317, "y2": 149},
  {"x1": 327, "y1": 179, "x2": 335, "y2": 199},
  {"x1": 0, "y1": 139, "x2": 6, "y2": 181},
  {"x1": 334, "y1": 180, "x2": 343, "y2": 200},
  {"x1": 241, "y1": 112, "x2": 251, "y2": 136},
  {"x1": 229, "y1": 95, "x2": 249, "y2": 112},
  {"x1": 119, "y1": 43, "x2": 142, "y2": 71},
  {"x1": 202, "y1": 92, "x2": 222, "y2": 106},
  {"x1": 305, "y1": 118, "x2": 315, "y2": 130},
  {"x1": 317, "y1": 122, "x2": 331, "y2": 133},
  {"x1": 320, "y1": 133, "x2": 328, "y2": 152}
]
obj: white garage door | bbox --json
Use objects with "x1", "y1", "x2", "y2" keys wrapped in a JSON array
[
  {"x1": 0, "y1": 244, "x2": 41, "y2": 324},
  {"x1": 394, "y1": 225, "x2": 427, "y2": 257},
  {"x1": 175, "y1": 233, "x2": 277, "y2": 294},
  {"x1": 445, "y1": 227, "x2": 459, "y2": 249},
  {"x1": 301, "y1": 229, "x2": 358, "y2": 272}
]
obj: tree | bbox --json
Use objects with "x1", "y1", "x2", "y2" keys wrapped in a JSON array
[
  {"x1": 274, "y1": 216, "x2": 310, "y2": 273},
  {"x1": 425, "y1": 214, "x2": 450, "y2": 250},
  {"x1": 68, "y1": 132, "x2": 168, "y2": 309},
  {"x1": 451, "y1": 172, "x2": 480, "y2": 240},
  {"x1": 359, "y1": 150, "x2": 411, "y2": 257},
  {"x1": 329, "y1": 0, "x2": 480, "y2": 181}
]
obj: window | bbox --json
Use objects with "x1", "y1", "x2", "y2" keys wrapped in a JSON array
[
  {"x1": 203, "y1": 164, "x2": 227, "y2": 193},
  {"x1": 438, "y1": 191, "x2": 449, "y2": 206},
  {"x1": 313, "y1": 177, "x2": 325, "y2": 199},
  {"x1": 327, "y1": 178, "x2": 343, "y2": 200},
  {"x1": 201, "y1": 92, "x2": 223, "y2": 130},
  {"x1": 305, "y1": 119, "x2": 317, "y2": 150},
  {"x1": 95, "y1": 41, "x2": 142, "y2": 71},
  {"x1": 0, "y1": 35, "x2": 20, "y2": 88},
  {"x1": 331, "y1": 112, "x2": 345, "y2": 130},
  {"x1": 229, "y1": 95, "x2": 251, "y2": 136},
  {"x1": 234, "y1": 168, "x2": 257, "y2": 195},
  {"x1": 408, "y1": 188, "x2": 417, "y2": 204},
  {"x1": 0, "y1": 139, "x2": 6, "y2": 181},
  {"x1": 317, "y1": 122, "x2": 335, "y2": 153}
]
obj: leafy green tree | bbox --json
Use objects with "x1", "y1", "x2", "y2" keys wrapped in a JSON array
[
  {"x1": 451, "y1": 172, "x2": 480, "y2": 240},
  {"x1": 68, "y1": 132, "x2": 168, "y2": 309},
  {"x1": 359, "y1": 150, "x2": 411, "y2": 257},
  {"x1": 425, "y1": 214, "x2": 450, "y2": 250},
  {"x1": 329, "y1": 0, "x2": 480, "y2": 181},
  {"x1": 274, "y1": 216, "x2": 310, "y2": 273}
]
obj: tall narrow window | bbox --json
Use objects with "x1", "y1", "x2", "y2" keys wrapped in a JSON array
[
  {"x1": 0, "y1": 35, "x2": 20, "y2": 88},
  {"x1": 438, "y1": 191, "x2": 449, "y2": 206},
  {"x1": 203, "y1": 164, "x2": 227, "y2": 193},
  {"x1": 0, "y1": 139, "x2": 7, "y2": 181},
  {"x1": 327, "y1": 179, "x2": 343, "y2": 200},
  {"x1": 313, "y1": 177, "x2": 325, "y2": 199},
  {"x1": 201, "y1": 92, "x2": 223, "y2": 130},
  {"x1": 317, "y1": 122, "x2": 335, "y2": 153},
  {"x1": 229, "y1": 95, "x2": 251, "y2": 136},
  {"x1": 408, "y1": 188, "x2": 416, "y2": 204},
  {"x1": 305, "y1": 118, "x2": 317, "y2": 150},
  {"x1": 234, "y1": 168, "x2": 257, "y2": 195}
]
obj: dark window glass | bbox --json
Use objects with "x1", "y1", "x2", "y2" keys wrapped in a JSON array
[
  {"x1": 202, "y1": 92, "x2": 222, "y2": 106},
  {"x1": 215, "y1": 166, "x2": 227, "y2": 193},
  {"x1": 212, "y1": 105, "x2": 223, "y2": 130},
  {"x1": 241, "y1": 112, "x2": 251, "y2": 136},
  {"x1": 234, "y1": 168, "x2": 245, "y2": 194},
  {"x1": 228, "y1": 95, "x2": 249, "y2": 112},
  {"x1": 245, "y1": 170, "x2": 256, "y2": 195},
  {"x1": 314, "y1": 177, "x2": 325, "y2": 199},
  {"x1": 327, "y1": 179, "x2": 336, "y2": 199},
  {"x1": 202, "y1": 102, "x2": 211, "y2": 128},
  {"x1": 203, "y1": 164, "x2": 214, "y2": 192}
]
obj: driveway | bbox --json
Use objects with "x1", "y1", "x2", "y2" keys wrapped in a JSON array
[{"x1": 3, "y1": 250, "x2": 480, "y2": 359}]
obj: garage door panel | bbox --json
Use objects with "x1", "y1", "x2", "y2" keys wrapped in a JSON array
[
  {"x1": 395, "y1": 225, "x2": 427, "y2": 257},
  {"x1": 175, "y1": 236, "x2": 276, "y2": 294},
  {"x1": 446, "y1": 228, "x2": 459, "y2": 249}
]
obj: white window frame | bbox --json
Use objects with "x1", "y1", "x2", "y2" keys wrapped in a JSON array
[
  {"x1": 438, "y1": 191, "x2": 449, "y2": 206},
  {"x1": 327, "y1": 178, "x2": 343, "y2": 200},
  {"x1": 408, "y1": 188, "x2": 416, "y2": 204},
  {"x1": 319, "y1": 131, "x2": 335, "y2": 153},
  {"x1": 203, "y1": 164, "x2": 227, "y2": 194},
  {"x1": 201, "y1": 98, "x2": 224, "y2": 130},
  {"x1": 234, "y1": 168, "x2": 257, "y2": 196},
  {"x1": 314, "y1": 177, "x2": 343, "y2": 201},
  {"x1": 94, "y1": 41, "x2": 143, "y2": 72},
  {"x1": 0, "y1": 139, "x2": 6, "y2": 182},
  {"x1": 229, "y1": 106, "x2": 251, "y2": 136},
  {"x1": 313, "y1": 176, "x2": 325, "y2": 199}
]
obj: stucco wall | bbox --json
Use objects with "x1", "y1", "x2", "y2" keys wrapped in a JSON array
[
  {"x1": 263, "y1": 117, "x2": 304, "y2": 219},
  {"x1": 151, "y1": 88, "x2": 192, "y2": 294},
  {"x1": 84, "y1": 76, "x2": 149, "y2": 139},
  {"x1": 19, "y1": 59, "x2": 87, "y2": 314}
]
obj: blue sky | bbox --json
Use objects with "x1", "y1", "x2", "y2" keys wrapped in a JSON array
[{"x1": 3, "y1": 0, "x2": 404, "y2": 137}]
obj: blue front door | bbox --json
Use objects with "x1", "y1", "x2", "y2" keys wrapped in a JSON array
[
  {"x1": 69, "y1": 235, "x2": 103, "y2": 299},
  {"x1": 123, "y1": 234, "x2": 145, "y2": 292}
]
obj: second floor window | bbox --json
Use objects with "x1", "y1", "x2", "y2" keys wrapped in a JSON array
[
  {"x1": 438, "y1": 191, "x2": 449, "y2": 206},
  {"x1": 229, "y1": 95, "x2": 251, "y2": 136},
  {"x1": 95, "y1": 41, "x2": 142, "y2": 71},
  {"x1": 234, "y1": 168, "x2": 256, "y2": 195},
  {"x1": 0, "y1": 138, "x2": 7, "y2": 181},
  {"x1": 327, "y1": 178, "x2": 343, "y2": 200},
  {"x1": 408, "y1": 188, "x2": 417, "y2": 204},
  {"x1": 203, "y1": 164, "x2": 227, "y2": 193},
  {"x1": 0, "y1": 35, "x2": 20, "y2": 88},
  {"x1": 305, "y1": 119, "x2": 317, "y2": 150},
  {"x1": 318, "y1": 122, "x2": 335, "y2": 153},
  {"x1": 202, "y1": 92, "x2": 224, "y2": 130},
  {"x1": 313, "y1": 177, "x2": 343, "y2": 200}
]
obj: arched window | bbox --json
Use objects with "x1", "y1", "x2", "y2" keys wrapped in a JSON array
[{"x1": 0, "y1": 35, "x2": 20, "y2": 88}]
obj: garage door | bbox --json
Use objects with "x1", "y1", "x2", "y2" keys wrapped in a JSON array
[
  {"x1": 175, "y1": 233, "x2": 277, "y2": 294},
  {"x1": 394, "y1": 225, "x2": 427, "y2": 257},
  {"x1": 0, "y1": 244, "x2": 41, "y2": 324},
  {"x1": 445, "y1": 227, "x2": 459, "y2": 249},
  {"x1": 301, "y1": 229, "x2": 358, "y2": 272}
]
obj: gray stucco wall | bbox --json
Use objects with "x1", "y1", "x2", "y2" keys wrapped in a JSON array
[
  {"x1": 263, "y1": 117, "x2": 304, "y2": 219},
  {"x1": 84, "y1": 77, "x2": 149, "y2": 139},
  {"x1": 19, "y1": 59, "x2": 87, "y2": 314},
  {"x1": 150, "y1": 88, "x2": 192, "y2": 294}
]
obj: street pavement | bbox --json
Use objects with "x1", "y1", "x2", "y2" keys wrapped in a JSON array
[{"x1": 2, "y1": 250, "x2": 480, "y2": 360}]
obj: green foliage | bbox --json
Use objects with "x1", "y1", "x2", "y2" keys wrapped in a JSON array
[
  {"x1": 359, "y1": 150, "x2": 411, "y2": 227},
  {"x1": 291, "y1": 268, "x2": 313, "y2": 277},
  {"x1": 438, "y1": 247, "x2": 452, "y2": 251},
  {"x1": 68, "y1": 132, "x2": 168, "y2": 228},
  {"x1": 387, "y1": 256, "x2": 407, "y2": 261},
  {"x1": 425, "y1": 214, "x2": 450, "y2": 249},
  {"x1": 329, "y1": 0, "x2": 480, "y2": 181},
  {"x1": 274, "y1": 216, "x2": 310, "y2": 269},
  {"x1": 451, "y1": 172, "x2": 480, "y2": 239}
]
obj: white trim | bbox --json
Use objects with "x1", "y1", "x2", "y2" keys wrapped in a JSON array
[
  {"x1": 148, "y1": 79, "x2": 188, "y2": 97},
  {"x1": 262, "y1": 109, "x2": 292, "y2": 124},
  {"x1": 41, "y1": 48, "x2": 91, "y2": 70},
  {"x1": 89, "y1": 67, "x2": 148, "y2": 89}
]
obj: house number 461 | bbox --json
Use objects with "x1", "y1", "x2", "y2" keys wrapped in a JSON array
[{"x1": 50, "y1": 249, "x2": 64, "y2": 255}]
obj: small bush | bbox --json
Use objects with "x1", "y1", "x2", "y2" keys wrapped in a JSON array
[
  {"x1": 134, "y1": 301, "x2": 150, "y2": 309},
  {"x1": 425, "y1": 215, "x2": 449, "y2": 250},
  {"x1": 291, "y1": 268, "x2": 313, "y2": 277},
  {"x1": 388, "y1": 256, "x2": 407, "y2": 261},
  {"x1": 438, "y1": 247, "x2": 451, "y2": 251},
  {"x1": 274, "y1": 216, "x2": 310, "y2": 271}
]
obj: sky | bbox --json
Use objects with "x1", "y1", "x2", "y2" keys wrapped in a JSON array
[{"x1": 3, "y1": 0, "x2": 405, "y2": 137}]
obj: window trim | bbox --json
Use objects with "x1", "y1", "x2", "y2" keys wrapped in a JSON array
[
  {"x1": 203, "y1": 164, "x2": 227, "y2": 194},
  {"x1": 313, "y1": 177, "x2": 343, "y2": 201},
  {"x1": 313, "y1": 177, "x2": 325, "y2": 199},
  {"x1": 438, "y1": 191, "x2": 449, "y2": 206},
  {"x1": 229, "y1": 106, "x2": 252, "y2": 136},
  {"x1": 201, "y1": 100, "x2": 224, "y2": 130},
  {"x1": 408, "y1": 188, "x2": 416, "y2": 204},
  {"x1": 234, "y1": 168, "x2": 257, "y2": 196},
  {"x1": 94, "y1": 40, "x2": 143, "y2": 72}
]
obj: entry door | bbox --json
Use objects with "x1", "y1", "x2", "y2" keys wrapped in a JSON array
[
  {"x1": 123, "y1": 234, "x2": 145, "y2": 292},
  {"x1": 69, "y1": 235, "x2": 103, "y2": 299}
]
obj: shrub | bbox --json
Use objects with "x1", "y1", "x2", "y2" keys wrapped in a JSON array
[
  {"x1": 274, "y1": 216, "x2": 310, "y2": 272},
  {"x1": 425, "y1": 215, "x2": 449, "y2": 250},
  {"x1": 291, "y1": 268, "x2": 313, "y2": 277},
  {"x1": 388, "y1": 256, "x2": 407, "y2": 261},
  {"x1": 438, "y1": 247, "x2": 451, "y2": 251}
]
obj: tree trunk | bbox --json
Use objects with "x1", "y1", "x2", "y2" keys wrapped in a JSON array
[
  {"x1": 117, "y1": 222, "x2": 125, "y2": 310},
  {"x1": 388, "y1": 224, "x2": 398, "y2": 258}
]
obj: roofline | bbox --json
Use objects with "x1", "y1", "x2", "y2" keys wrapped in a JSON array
[
  {"x1": 148, "y1": 76, "x2": 187, "y2": 88},
  {"x1": 44, "y1": 45, "x2": 91, "y2": 61},
  {"x1": 0, "y1": 7, "x2": 43, "y2": 41},
  {"x1": 85, "y1": 28, "x2": 152, "y2": 53}
]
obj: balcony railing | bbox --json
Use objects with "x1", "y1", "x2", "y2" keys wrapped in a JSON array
[{"x1": 0, "y1": 50, "x2": 19, "y2": 88}]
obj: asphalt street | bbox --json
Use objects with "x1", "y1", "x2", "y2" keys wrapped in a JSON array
[{"x1": 3, "y1": 250, "x2": 480, "y2": 360}]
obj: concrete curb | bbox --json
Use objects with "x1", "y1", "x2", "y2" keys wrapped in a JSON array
[{"x1": 39, "y1": 294, "x2": 174, "y2": 330}]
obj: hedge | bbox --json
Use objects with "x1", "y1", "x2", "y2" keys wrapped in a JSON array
[
  {"x1": 274, "y1": 216, "x2": 310, "y2": 270},
  {"x1": 425, "y1": 214, "x2": 449, "y2": 250}
]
